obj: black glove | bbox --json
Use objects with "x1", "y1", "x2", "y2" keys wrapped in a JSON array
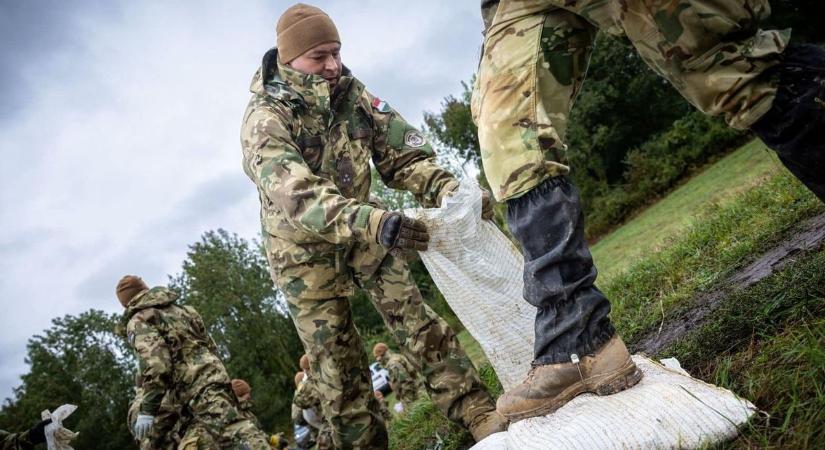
[
  {"x1": 27, "y1": 418, "x2": 51, "y2": 445},
  {"x1": 378, "y1": 212, "x2": 429, "y2": 253}
]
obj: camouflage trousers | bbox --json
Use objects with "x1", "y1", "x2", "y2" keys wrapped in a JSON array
[
  {"x1": 316, "y1": 424, "x2": 334, "y2": 450},
  {"x1": 472, "y1": 0, "x2": 790, "y2": 201},
  {"x1": 283, "y1": 249, "x2": 495, "y2": 449},
  {"x1": 178, "y1": 384, "x2": 270, "y2": 450},
  {"x1": 392, "y1": 380, "x2": 420, "y2": 407}
]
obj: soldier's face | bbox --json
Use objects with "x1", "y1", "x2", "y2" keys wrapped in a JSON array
[{"x1": 289, "y1": 42, "x2": 342, "y2": 90}]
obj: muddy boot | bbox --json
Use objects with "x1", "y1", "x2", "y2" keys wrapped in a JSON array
[
  {"x1": 467, "y1": 410, "x2": 508, "y2": 442},
  {"x1": 496, "y1": 336, "x2": 642, "y2": 422},
  {"x1": 751, "y1": 43, "x2": 825, "y2": 202}
]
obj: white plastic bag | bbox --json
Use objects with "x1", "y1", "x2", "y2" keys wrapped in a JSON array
[
  {"x1": 40, "y1": 404, "x2": 79, "y2": 450},
  {"x1": 408, "y1": 180, "x2": 533, "y2": 390}
]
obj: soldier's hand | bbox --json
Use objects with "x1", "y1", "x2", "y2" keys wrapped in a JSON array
[
  {"x1": 481, "y1": 190, "x2": 494, "y2": 221},
  {"x1": 133, "y1": 414, "x2": 154, "y2": 440},
  {"x1": 377, "y1": 212, "x2": 429, "y2": 254}
]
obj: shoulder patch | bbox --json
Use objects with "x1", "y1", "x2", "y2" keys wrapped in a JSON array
[
  {"x1": 371, "y1": 97, "x2": 391, "y2": 113},
  {"x1": 404, "y1": 130, "x2": 427, "y2": 148},
  {"x1": 128, "y1": 331, "x2": 136, "y2": 346}
]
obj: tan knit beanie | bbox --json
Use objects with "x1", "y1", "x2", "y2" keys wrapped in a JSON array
[
  {"x1": 116, "y1": 275, "x2": 148, "y2": 307},
  {"x1": 299, "y1": 354, "x2": 310, "y2": 371},
  {"x1": 231, "y1": 379, "x2": 251, "y2": 398},
  {"x1": 294, "y1": 371, "x2": 305, "y2": 387},
  {"x1": 372, "y1": 343, "x2": 389, "y2": 359},
  {"x1": 276, "y1": 3, "x2": 340, "y2": 63}
]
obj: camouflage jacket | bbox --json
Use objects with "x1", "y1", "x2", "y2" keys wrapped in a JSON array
[
  {"x1": 121, "y1": 287, "x2": 230, "y2": 415},
  {"x1": 293, "y1": 377, "x2": 328, "y2": 430},
  {"x1": 290, "y1": 403, "x2": 307, "y2": 427},
  {"x1": 0, "y1": 431, "x2": 34, "y2": 450},
  {"x1": 128, "y1": 385, "x2": 183, "y2": 450},
  {"x1": 236, "y1": 398, "x2": 261, "y2": 428},
  {"x1": 292, "y1": 377, "x2": 323, "y2": 414},
  {"x1": 240, "y1": 48, "x2": 458, "y2": 299},
  {"x1": 381, "y1": 351, "x2": 421, "y2": 403}
]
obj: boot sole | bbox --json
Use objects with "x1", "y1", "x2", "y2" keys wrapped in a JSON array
[{"x1": 501, "y1": 359, "x2": 643, "y2": 422}]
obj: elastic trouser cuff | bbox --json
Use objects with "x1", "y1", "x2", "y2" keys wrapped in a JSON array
[
  {"x1": 508, "y1": 176, "x2": 616, "y2": 365},
  {"x1": 532, "y1": 323, "x2": 615, "y2": 365}
]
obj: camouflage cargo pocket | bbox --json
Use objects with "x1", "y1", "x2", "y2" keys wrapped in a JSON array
[
  {"x1": 473, "y1": 14, "x2": 563, "y2": 200},
  {"x1": 265, "y1": 237, "x2": 354, "y2": 300},
  {"x1": 261, "y1": 206, "x2": 317, "y2": 244},
  {"x1": 348, "y1": 240, "x2": 388, "y2": 280}
]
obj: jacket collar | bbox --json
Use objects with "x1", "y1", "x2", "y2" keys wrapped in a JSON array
[
  {"x1": 122, "y1": 286, "x2": 177, "y2": 321},
  {"x1": 249, "y1": 48, "x2": 358, "y2": 119}
]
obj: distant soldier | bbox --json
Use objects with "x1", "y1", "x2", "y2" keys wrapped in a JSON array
[
  {"x1": 291, "y1": 371, "x2": 315, "y2": 450},
  {"x1": 292, "y1": 359, "x2": 333, "y2": 450},
  {"x1": 240, "y1": 3, "x2": 505, "y2": 446},
  {"x1": 373, "y1": 343, "x2": 421, "y2": 410},
  {"x1": 116, "y1": 275, "x2": 270, "y2": 449},
  {"x1": 0, "y1": 418, "x2": 49, "y2": 450},
  {"x1": 298, "y1": 354, "x2": 310, "y2": 374},
  {"x1": 373, "y1": 391, "x2": 393, "y2": 423},
  {"x1": 473, "y1": 0, "x2": 824, "y2": 422},
  {"x1": 231, "y1": 379, "x2": 262, "y2": 428}
]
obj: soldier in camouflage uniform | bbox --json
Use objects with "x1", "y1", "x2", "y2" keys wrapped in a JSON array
[
  {"x1": 373, "y1": 343, "x2": 422, "y2": 410},
  {"x1": 473, "y1": 0, "x2": 825, "y2": 421},
  {"x1": 372, "y1": 391, "x2": 393, "y2": 422},
  {"x1": 231, "y1": 379, "x2": 262, "y2": 429},
  {"x1": 290, "y1": 371, "x2": 315, "y2": 449},
  {"x1": 116, "y1": 275, "x2": 270, "y2": 449},
  {"x1": 293, "y1": 371, "x2": 333, "y2": 450},
  {"x1": 240, "y1": 4, "x2": 506, "y2": 447}
]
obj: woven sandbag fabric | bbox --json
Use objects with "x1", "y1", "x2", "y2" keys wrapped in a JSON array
[
  {"x1": 407, "y1": 180, "x2": 535, "y2": 390},
  {"x1": 470, "y1": 357, "x2": 757, "y2": 449},
  {"x1": 410, "y1": 182, "x2": 757, "y2": 449}
]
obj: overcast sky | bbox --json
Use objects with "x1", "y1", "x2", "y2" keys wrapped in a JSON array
[{"x1": 0, "y1": 0, "x2": 483, "y2": 401}]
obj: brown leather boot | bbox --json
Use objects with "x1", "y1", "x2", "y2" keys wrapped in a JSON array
[
  {"x1": 468, "y1": 410, "x2": 509, "y2": 442},
  {"x1": 496, "y1": 336, "x2": 643, "y2": 421}
]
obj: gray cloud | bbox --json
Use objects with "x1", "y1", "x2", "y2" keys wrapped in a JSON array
[
  {"x1": 0, "y1": 1, "x2": 124, "y2": 120},
  {"x1": 74, "y1": 171, "x2": 252, "y2": 303}
]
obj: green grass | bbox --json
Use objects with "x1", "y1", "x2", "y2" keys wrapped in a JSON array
[
  {"x1": 665, "y1": 249, "x2": 825, "y2": 448},
  {"x1": 599, "y1": 166, "x2": 824, "y2": 447},
  {"x1": 592, "y1": 139, "x2": 782, "y2": 284},
  {"x1": 605, "y1": 171, "x2": 823, "y2": 343},
  {"x1": 388, "y1": 397, "x2": 471, "y2": 450},
  {"x1": 456, "y1": 330, "x2": 488, "y2": 369},
  {"x1": 386, "y1": 331, "x2": 501, "y2": 450}
]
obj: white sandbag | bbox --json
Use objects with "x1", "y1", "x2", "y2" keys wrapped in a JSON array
[
  {"x1": 410, "y1": 181, "x2": 757, "y2": 449},
  {"x1": 471, "y1": 356, "x2": 756, "y2": 449},
  {"x1": 41, "y1": 404, "x2": 79, "y2": 450}
]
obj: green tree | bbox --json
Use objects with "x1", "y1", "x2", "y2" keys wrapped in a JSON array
[
  {"x1": 168, "y1": 229, "x2": 302, "y2": 434},
  {"x1": 565, "y1": 34, "x2": 691, "y2": 203},
  {"x1": 0, "y1": 310, "x2": 135, "y2": 450}
]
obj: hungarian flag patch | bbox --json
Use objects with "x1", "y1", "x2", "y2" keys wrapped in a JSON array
[{"x1": 371, "y1": 97, "x2": 390, "y2": 113}]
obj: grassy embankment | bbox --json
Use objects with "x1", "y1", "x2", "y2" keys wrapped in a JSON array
[{"x1": 388, "y1": 140, "x2": 825, "y2": 449}]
